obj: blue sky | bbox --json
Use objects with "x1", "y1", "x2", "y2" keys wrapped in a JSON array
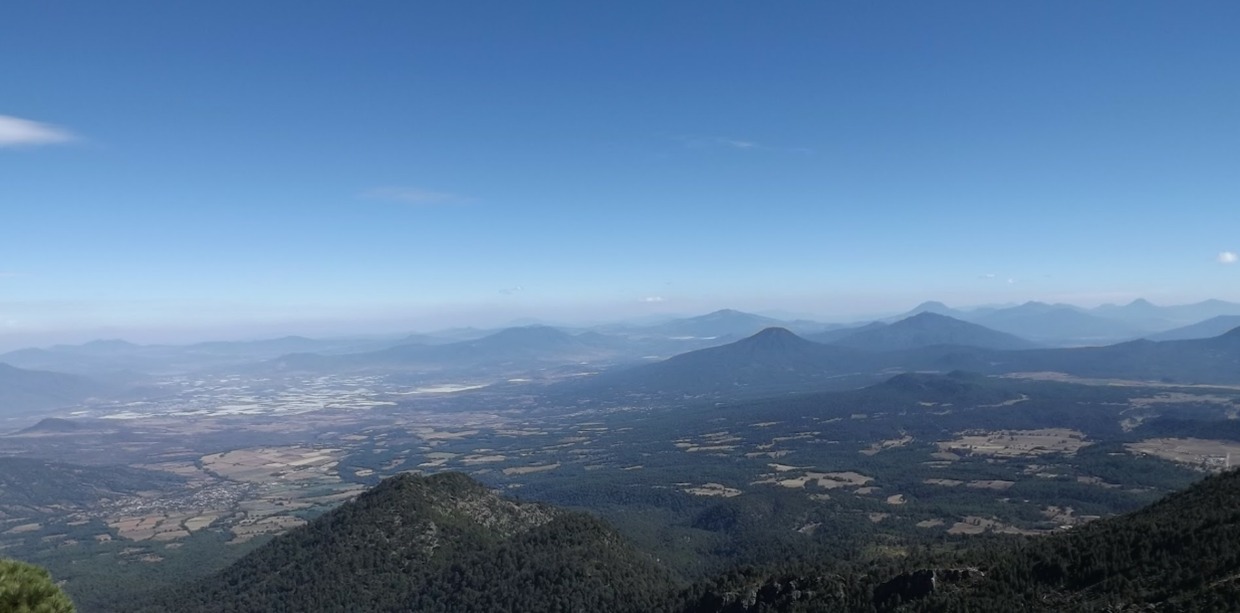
[{"x1": 2, "y1": 1, "x2": 1238, "y2": 345}]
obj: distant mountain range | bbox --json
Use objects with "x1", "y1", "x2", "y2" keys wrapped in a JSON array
[
  {"x1": 985, "y1": 327, "x2": 1240, "y2": 383},
  {"x1": 269, "y1": 325, "x2": 636, "y2": 374},
  {"x1": 606, "y1": 308, "x2": 838, "y2": 340},
  {"x1": 575, "y1": 327, "x2": 877, "y2": 397},
  {"x1": 887, "y1": 298, "x2": 1240, "y2": 346},
  {"x1": 5, "y1": 299, "x2": 1240, "y2": 384},
  {"x1": 966, "y1": 301, "x2": 1147, "y2": 345},
  {"x1": 570, "y1": 317, "x2": 1240, "y2": 400},
  {"x1": 1145, "y1": 315, "x2": 1240, "y2": 341},
  {"x1": 805, "y1": 321, "x2": 887, "y2": 344},
  {"x1": 263, "y1": 307, "x2": 1240, "y2": 401},
  {"x1": 1093, "y1": 297, "x2": 1240, "y2": 330},
  {"x1": 888, "y1": 300, "x2": 973, "y2": 320},
  {"x1": 825, "y1": 312, "x2": 1039, "y2": 351},
  {"x1": 0, "y1": 335, "x2": 401, "y2": 377},
  {"x1": 636, "y1": 308, "x2": 783, "y2": 338}
]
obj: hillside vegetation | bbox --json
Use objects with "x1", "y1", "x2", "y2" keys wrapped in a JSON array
[
  {"x1": 680, "y1": 469, "x2": 1240, "y2": 612},
  {"x1": 133, "y1": 472, "x2": 676, "y2": 613},
  {"x1": 0, "y1": 558, "x2": 75, "y2": 613},
  {"x1": 113, "y1": 467, "x2": 1240, "y2": 612}
]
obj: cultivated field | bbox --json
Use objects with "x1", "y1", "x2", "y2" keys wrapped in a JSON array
[
  {"x1": 938, "y1": 429, "x2": 1090, "y2": 457},
  {"x1": 1127, "y1": 438, "x2": 1240, "y2": 471}
]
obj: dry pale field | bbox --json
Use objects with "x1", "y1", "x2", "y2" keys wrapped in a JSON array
[
  {"x1": 94, "y1": 445, "x2": 367, "y2": 545},
  {"x1": 501, "y1": 463, "x2": 560, "y2": 476},
  {"x1": 201, "y1": 446, "x2": 343, "y2": 483},
  {"x1": 754, "y1": 470, "x2": 874, "y2": 491},
  {"x1": 1127, "y1": 438, "x2": 1240, "y2": 471},
  {"x1": 946, "y1": 516, "x2": 1040, "y2": 536},
  {"x1": 937, "y1": 428, "x2": 1090, "y2": 457},
  {"x1": 861, "y1": 435, "x2": 914, "y2": 456},
  {"x1": 683, "y1": 483, "x2": 743, "y2": 497}
]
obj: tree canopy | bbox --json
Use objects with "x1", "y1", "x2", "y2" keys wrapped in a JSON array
[{"x1": 0, "y1": 559, "x2": 75, "y2": 613}]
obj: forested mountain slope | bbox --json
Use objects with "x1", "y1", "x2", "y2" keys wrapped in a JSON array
[
  {"x1": 928, "y1": 467, "x2": 1240, "y2": 611},
  {"x1": 680, "y1": 469, "x2": 1240, "y2": 612},
  {"x1": 133, "y1": 472, "x2": 675, "y2": 613},
  {"x1": 113, "y1": 463, "x2": 1240, "y2": 613}
]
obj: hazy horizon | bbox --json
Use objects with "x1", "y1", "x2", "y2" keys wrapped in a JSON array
[{"x1": 3, "y1": 294, "x2": 1238, "y2": 351}]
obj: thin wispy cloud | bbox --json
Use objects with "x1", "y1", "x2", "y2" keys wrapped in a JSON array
[
  {"x1": 0, "y1": 272, "x2": 21, "y2": 279},
  {"x1": 676, "y1": 135, "x2": 812, "y2": 154},
  {"x1": 639, "y1": 296, "x2": 665, "y2": 303},
  {"x1": 715, "y1": 137, "x2": 757, "y2": 150},
  {"x1": 499, "y1": 286, "x2": 525, "y2": 296},
  {"x1": 359, "y1": 187, "x2": 470, "y2": 206},
  {"x1": 0, "y1": 114, "x2": 77, "y2": 148},
  {"x1": 1219, "y1": 251, "x2": 1238, "y2": 265}
]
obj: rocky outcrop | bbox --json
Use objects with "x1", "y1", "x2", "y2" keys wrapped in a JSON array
[{"x1": 873, "y1": 567, "x2": 984, "y2": 610}]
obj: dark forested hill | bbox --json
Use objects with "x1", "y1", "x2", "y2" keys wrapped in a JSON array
[{"x1": 136, "y1": 472, "x2": 675, "y2": 613}]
